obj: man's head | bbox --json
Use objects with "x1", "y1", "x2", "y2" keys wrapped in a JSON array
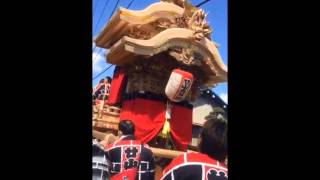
[
  {"x1": 199, "y1": 111, "x2": 227, "y2": 162},
  {"x1": 99, "y1": 79, "x2": 105, "y2": 84},
  {"x1": 118, "y1": 120, "x2": 135, "y2": 136},
  {"x1": 105, "y1": 76, "x2": 112, "y2": 83}
]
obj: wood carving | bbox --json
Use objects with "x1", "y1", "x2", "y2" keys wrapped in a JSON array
[
  {"x1": 128, "y1": 27, "x2": 152, "y2": 40},
  {"x1": 169, "y1": 47, "x2": 203, "y2": 66},
  {"x1": 94, "y1": 0, "x2": 224, "y2": 86},
  {"x1": 160, "y1": 0, "x2": 185, "y2": 8},
  {"x1": 188, "y1": 9, "x2": 212, "y2": 40},
  {"x1": 94, "y1": 2, "x2": 184, "y2": 48},
  {"x1": 106, "y1": 28, "x2": 227, "y2": 86}
]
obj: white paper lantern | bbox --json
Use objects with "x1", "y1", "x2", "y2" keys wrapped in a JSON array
[{"x1": 165, "y1": 69, "x2": 193, "y2": 102}]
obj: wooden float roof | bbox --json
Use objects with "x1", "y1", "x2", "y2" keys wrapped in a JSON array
[{"x1": 94, "y1": 1, "x2": 227, "y2": 87}]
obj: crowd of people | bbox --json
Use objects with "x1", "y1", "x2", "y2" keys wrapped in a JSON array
[{"x1": 92, "y1": 112, "x2": 228, "y2": 180}]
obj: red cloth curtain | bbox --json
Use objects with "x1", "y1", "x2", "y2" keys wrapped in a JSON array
[
  {"x1": 119, "y1": 98, "x2": 192, "y2": 151},
  {"x1": 170, "y1": 105, "x2": 192, "y2": 150},
  {"x1": 120, "y1": 98, "x2": 166, "y2": 144},
  {"x1": 107, "y1": 69, "x2": 126, "y2": 105}
]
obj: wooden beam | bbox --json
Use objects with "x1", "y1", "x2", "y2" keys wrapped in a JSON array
[
  {"x1": 93, "y1": 130, "x2": 108, "y2": 140},
  {"x1": 149, "y1": 147, "x2": 184, "y2": 159}
]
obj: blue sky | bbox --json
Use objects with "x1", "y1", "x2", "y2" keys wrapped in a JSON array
[{"x1": 92, "y1": 0, "x2": 227, "y2": 103}]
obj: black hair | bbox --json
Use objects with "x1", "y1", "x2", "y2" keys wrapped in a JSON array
[
  {"x1": 199, "y1": 111, "x2": 227, "y2": 162},
  {"x1": 99, "y1": 79, "x2": 104, "y2": 84},
  {"x1": 118, "y1": 120, "x2": 135, "y2": 135},
  {"x1": 105, "y1": 76, "x2": 112, "y2": 83}
]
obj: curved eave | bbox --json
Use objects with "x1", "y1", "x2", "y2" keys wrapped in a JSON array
[
  {"x1": 94, "y1": 2, "x2": 184, "y2": 49},
  {"x1": 107, "y1": 28, "x2": 228, "y2": 86}
]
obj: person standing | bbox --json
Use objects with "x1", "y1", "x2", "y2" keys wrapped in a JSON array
[
  {"x1": 161, "y1": 112, "x2": 228, "y2": 180},
  {"x1": 105, "y1": 120, "x2": 155, "y2": 180}
]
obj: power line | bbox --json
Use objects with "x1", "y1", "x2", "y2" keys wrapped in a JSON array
[
  {"x1": 93, "y1": 64, "x2": 114, "y2": 80},
  {"x1": 196, "y1": 0, "x2": 211, "y2": 7},
  {"x1": 93, "y1": 0, "x2": 100, "y2": 15},
  {"x1": 107, "y1": 0, "x2": 121, "y2": 20},
  {"x1": 93, "y1": 0, "x2": 135, "y2": 81},
  {"x1": 93, "y1": 0, "x2": 118, "y2": 53},
  {"x1": 93, "y1": 0, "x2": 121, "y2": 57},
  {"x1": 93, "y1": 0, "x2": 110, "y2": 35},
  {"x1": 93, "y1": 0, "x2": 133, "y2": 52},
  {"x1": 92, "y1": 0, "x2": 100, "y2": 53},
  {"x1": 126, "y1": 0, "x2": 135, "y2": 8},
  {"x1": 92, "y1": 0, "x2": 211, "y2": 82}
]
